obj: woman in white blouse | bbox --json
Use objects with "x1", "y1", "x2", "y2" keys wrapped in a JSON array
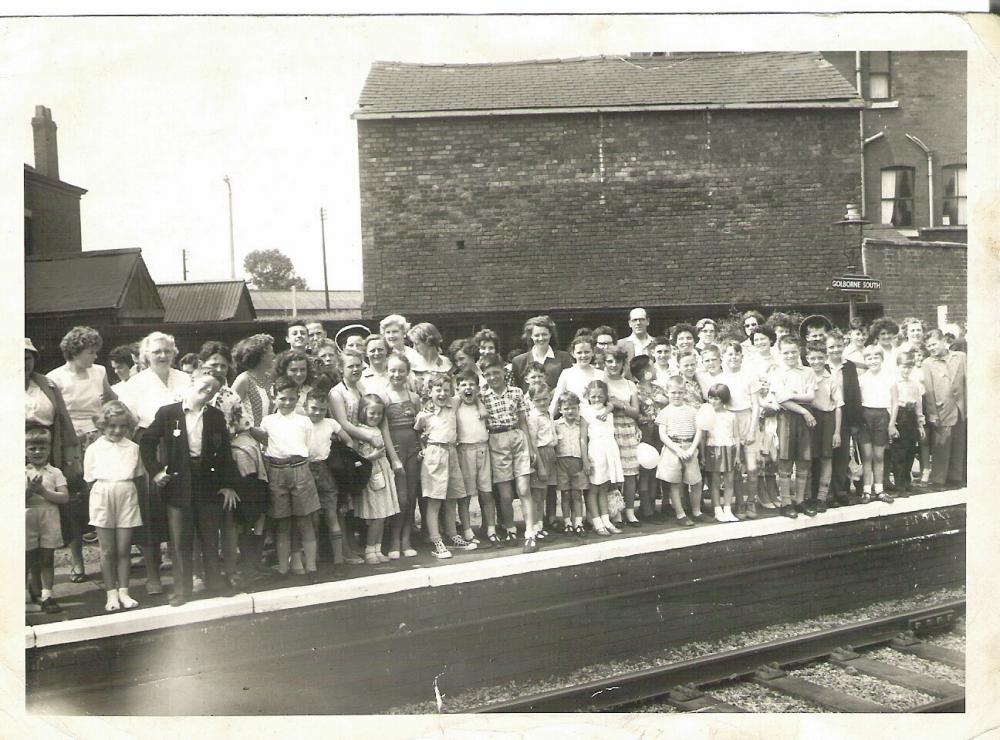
[
  {"x1": 117, "y1": 331, "x2": 191, "y2": 596},
  {"x1": 46, "y1": 326, "x2": 117, "y2": 581}
]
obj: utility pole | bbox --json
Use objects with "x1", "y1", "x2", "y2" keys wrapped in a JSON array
[
  {"x1": 182, "y1": 249, "x2": 188, "y2": 281},
  {"x1": 320, "y1": 207, "x2": 330, "y2": 310},
  {"x1": 223, "y1": 175, "x2": 235, "y2": 279}
]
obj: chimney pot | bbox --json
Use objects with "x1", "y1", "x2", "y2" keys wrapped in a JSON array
[{"x1": 31, "y1": 105, "x2": 59, "y2": 179}]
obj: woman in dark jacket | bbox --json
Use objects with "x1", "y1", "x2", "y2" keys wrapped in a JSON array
[{"x1": 510, "y1": 315, "x2": 573, "y2": 390}]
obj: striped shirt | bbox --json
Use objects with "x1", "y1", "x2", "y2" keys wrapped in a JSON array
[{"x1": 655, "y1": 404, "x2": 697, "y2": 440}]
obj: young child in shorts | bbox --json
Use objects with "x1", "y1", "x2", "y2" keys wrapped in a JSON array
[
  {"x1": 527, "y1": 383, "x2": 559, "y2": 539},
  {"x1": 455, "y1": 369, "x2": 493, "y2": 545},
  {"x1": 858, "y1": 346, "x2": 896, "y2": 504},
  {"x1": 304, "y1": 390, "x2": 352, "y2": 563},
  {"x1": 481, "y1": 354, "x2": 539, "y2": 553},
  {"x1": 25, "y1": 425, "x2": 69, "y2": 614},
  {"x1": 554, "y1": 391, "x2": 589, "y2": 534},
  {"x1": 772, "y1": 335, "x2": 818, "y2": 518},
  {"x1": 655, "y1": 376, "x2": 704, "y2": 527},
  {"x1": 260, "y1": 375, "x2": 322, "y2": 580},
  {"x1": 415, "y1": 375, "x2": 475, "y2": 558},
  {"x1": 84, "y1": 402, "x2": 146, "y2": 611},
  {"x1": 804, "y1": 342, "x2": 843, "y2": 512},
  {"x1": 888, "y1": 351, "x2": 925, "y2": 496}
]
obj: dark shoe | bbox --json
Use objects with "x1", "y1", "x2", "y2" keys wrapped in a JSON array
[
  {"x1": 780, "y1": 504, "x2": 798, "y2": 519},
  {"x1": 574, "y1": 524, "x2": 586, "y2": 535},
  {"x1": 522, "y1": 537, "x2": 538, "y2": 554},
  {"x1": 860, "y1": 493, "x2": 873, "y2": 504},
  {"x1": 82, "y1": 530, "x2": 98, "y2": 544},
  {"x1": 145, "y1": 579, "x2": 164, "y2": 596},
  {"x1": 487, "y1": 532, "x2": 502, "y2": 547},
  {"x1": 676, "y1": 516, "x2": 695, "y2": 528},
  {"x1": 802, "y1": 504, "x2": 817, "y2": 517},
  {"x1": 627, "y1": 519, "x2": 642, "y2": 528},
  {"x1": 40, "y1": 597, "x2": 62, "y2": 614},
  {"x1": 305, "y1": 571, "x2": 319, "y2": 585},
  {"x1": 549, "y1": 520, "x2": 564, "y2": 533},
  {"x1": 815, "y1": 501, "x2": 828, "y2": 513},
  {"x1": 876, "y1": 492, "x2": 894, "y2": 504},
  {"x1": 68, "y1": 569, "x2": 87, "y2": 584},
  {"x1": 691, "y1": 512, "x2": 706, "y2": 523},
  {"x1": 168, "y1": 595, "x2": 187, "y2": 608}
]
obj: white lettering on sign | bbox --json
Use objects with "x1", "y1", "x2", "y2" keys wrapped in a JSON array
[{"x1": 832, "y1": 277, "x2": 881, "y2": 291}]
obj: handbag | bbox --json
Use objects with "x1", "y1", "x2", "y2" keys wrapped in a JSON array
[{"x1": 326, "y1": 442, "x2": 373, "y2": 495}]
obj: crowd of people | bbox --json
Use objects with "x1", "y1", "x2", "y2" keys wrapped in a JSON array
[{"x1": 24, "y1": 307, "x2": 968, "y2": 615}]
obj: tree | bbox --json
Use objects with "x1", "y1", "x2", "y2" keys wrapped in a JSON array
[{"x1": 243, "y1": 249, "x2": 308, "y2": 290}]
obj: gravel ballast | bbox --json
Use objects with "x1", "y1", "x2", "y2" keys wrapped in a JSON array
[
  {"x1": 790, "y1": 663, "x2": 937, "y2": 711},
  {"x1": 709, "y1": 681, "x2": 826, "y2": 713},
  {"x1": 384, "y1": 586, "x2": 965, "y2": 714},
  {"x1": 864, "y1": 646, "x2": 965, "y2": 686}
]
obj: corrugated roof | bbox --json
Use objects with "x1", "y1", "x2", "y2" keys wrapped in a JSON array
[
  {"x1": 356, "y1": 52, "x2": 863, "y2": 117},
  {"x1": 157, "y1": 280, "x2": 256, "y2": 323},
  {"x1": 25, "y1": 248, "x2": 158, "y2": 316},
  {"x1": 250, "y1": 290, "x2": 363, "y2": 311}
]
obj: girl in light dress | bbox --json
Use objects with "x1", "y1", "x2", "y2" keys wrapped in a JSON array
[
  {"x1": 703, "y1": 385, "x2": 742, "y2": 523},
  {"x1": 355, "y1": 395, "x2": 401, "y2": 564},
  {"x1": 581, "y1": 380, "x2": 624, "y2": 536},
  {"x1": 602, "y1": 348, "x2": 642, "y2": 527}
]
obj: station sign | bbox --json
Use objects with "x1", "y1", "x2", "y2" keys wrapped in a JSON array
[{"x1": 832, "y1": 275, "x2": 881, "y2": 291}]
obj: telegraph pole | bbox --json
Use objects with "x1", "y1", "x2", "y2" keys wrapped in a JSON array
[
  {"x1": 182, "y1": 249, "x2": 188, "y2": 281},
  {"x1": 223, "y1": 175, "x2": 235, "y2": 279},
  {"x1": 320, "y1": 207, "x2": 330, "y2": 310}
]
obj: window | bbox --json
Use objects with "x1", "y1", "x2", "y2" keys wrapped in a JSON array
[
  {"x1": 868, "y1": 51, "x2": 891, "y2": 100},
  {"x1": 880, "y1": 167, "x2": 914, "y2": 227},
  {"x1": 942, "y1": 164, "x2": 967, "y2": 226}
]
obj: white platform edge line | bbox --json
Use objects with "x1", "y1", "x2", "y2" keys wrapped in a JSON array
[
  {"x1": 26, "y1": 626, "x2": 36, "y2": 649},
  {"x1": 29, "y1": 489, "x2": 966, "y2": 649}
]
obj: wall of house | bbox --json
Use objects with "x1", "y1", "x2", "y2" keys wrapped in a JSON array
[
  {"x1": 24, "y1": 176, "x2": 83, "y2": 257},
  {"x1": 823, "y1": 51, "x2": 967, "y2": 232},
  {"x1": 863, "y1": 240, "x2": 967, "y2": 327},
  {"x1": 358, "y1": 108, "x2": 862, "y2": 321}
]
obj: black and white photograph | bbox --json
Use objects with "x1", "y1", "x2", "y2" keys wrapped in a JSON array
[{"x1": 6, "y1": 7, "x2": 998, "y2": 736}]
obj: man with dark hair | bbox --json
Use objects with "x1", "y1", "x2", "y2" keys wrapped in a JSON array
[{"x1": 921, "y1": 329, "x2": 967, "y2": 490}]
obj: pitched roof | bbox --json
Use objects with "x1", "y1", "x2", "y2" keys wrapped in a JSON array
[
  {"x1": 24, "y1": 163, "x2": 87, "y2": 195},
  {"x1": 250, "y1": 290, "x2": 363, "y2": 312},
  {"x1": 157, "y1": 280, "x2": 257, "y2": 323},
  {"x1": 355, "y1": 52, "x2": 863, "y2": 119},
  {"x1": 25, "y1": 248, "x2": 162, "y2": 317}
]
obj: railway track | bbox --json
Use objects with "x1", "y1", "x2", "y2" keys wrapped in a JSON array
[{"x1": 470, "y1": 599, "x2": 965, "y2": 714}]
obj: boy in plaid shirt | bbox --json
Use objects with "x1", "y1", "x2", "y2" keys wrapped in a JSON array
[{"x1": 479, "y1": 354, "x2": 539, "y2": 553}]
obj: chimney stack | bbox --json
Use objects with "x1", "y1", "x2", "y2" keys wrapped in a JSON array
[{"x1": 31, "y1": 105, "x2": 59, "y2": 179}]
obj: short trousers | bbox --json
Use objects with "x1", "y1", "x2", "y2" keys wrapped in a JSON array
[
  {"x1": 89, "y1": 480, "x2": 143, "y2": 529},
  {"x1": 421, "y1": 444, "x2": 468, "y2": 500},
  {"x1": 309, "y1": 460, "x2": 340, "y2": 511},
  {"x1": 457, "y1": 441, "x2": 492, "y2": 495},
  {"x1": 809, "y1": 407, "x2": 838, "y2": 459},
  {"x1": 530, "y1": 445, "x2": 559, "y2": 490},
  {"x1": 266, "y1": 461, "x2": 321, "y2": 518},
  {"x1": 488, "y1": 428, "x2": 532, "y2": 483},
  {"x1": 656, "y1": 443, "x2": 702, "y2": 485},
  {"x1": 26, "y1": 503, "x2": 62, "y2": 550},
  {"x1": 704, "y1": 445, "x2": 738, "y2": 474},
  {"x1": 777, "y1": 411, "x2": 813, "y2": 461},
  {"x1": 556, "y1": 456, "x2": 589, "y2": 491},
  {"x1": 860, "y1": 407, "x2": 891, "y2": 447}
]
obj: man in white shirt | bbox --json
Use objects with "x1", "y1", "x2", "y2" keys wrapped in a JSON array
[{"x1": 617, "y1": 307, "x2": 655, "y2": 361}]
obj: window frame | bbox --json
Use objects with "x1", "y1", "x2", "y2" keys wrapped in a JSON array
[
  {"x1": 867, "y1": 51, "x2": 892, "y2": 101},
  {"x1": 880, "y1": 165, "x2": 916, "y2": 228},
  {"x1": 941, "y1": 164, "x2": 967, "y2": 226}
]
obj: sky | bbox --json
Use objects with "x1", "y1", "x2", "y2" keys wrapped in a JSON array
[{"x1": 6, "y1": 13, "x2": 984, "y2": 291}]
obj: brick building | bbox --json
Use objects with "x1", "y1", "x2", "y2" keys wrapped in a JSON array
[
  {"x1": 823, "y1": 51, "x2": 967, "y2": 326},
  {"x1": 354, "y1": 52, "x2": 873, "y2": 346}
]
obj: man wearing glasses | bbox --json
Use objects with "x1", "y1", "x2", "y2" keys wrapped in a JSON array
[{"x1": 617, "y1": 308, "x2": 655, "y2": 361}]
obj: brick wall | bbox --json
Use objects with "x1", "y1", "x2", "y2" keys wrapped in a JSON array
[
  {"x1": 358, "y1": 108, "x2": 861, "y2": 319},
  {"x1": 823, "y1": 51, "x2": 967, "y2": 230},
  {"x1": 864, "y1": 240, "x2": 967, "y2": 325},
  {"x1": 24, "y1": 176, "x2": 83, "y2": 257}
]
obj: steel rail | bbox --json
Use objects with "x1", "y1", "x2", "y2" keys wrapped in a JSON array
[{"x1": 471, "y1": 599, "x2": 965, "y2": 713}]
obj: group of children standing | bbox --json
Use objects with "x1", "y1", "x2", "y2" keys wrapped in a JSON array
[{"x1": 27, "y1": 308, "x2": 965, "y2": 614}]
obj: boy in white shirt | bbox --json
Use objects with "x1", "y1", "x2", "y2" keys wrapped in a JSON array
[
  {"x1": 305, "y1": 390, "x2": 353, "y2": 565},
  {"x1": 25, "y1": 426, "x2": 69, "y2": 614},
  {"x1": 771, "y1": 335, "x2": 818, "y2": 518},
  {"x1": 261, "y1": 376, "x2": 321, "y2": 580}
]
